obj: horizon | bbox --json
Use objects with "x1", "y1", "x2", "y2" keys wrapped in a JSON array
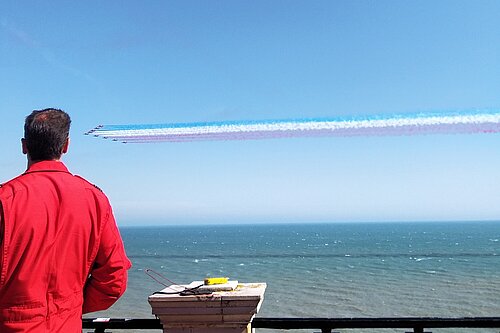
[{"x1": 118, "y1": 219, "x2": 500, "y2": 228}]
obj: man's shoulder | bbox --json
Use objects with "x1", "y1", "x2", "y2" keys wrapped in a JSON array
[
  {"x1": 0, "y1": 176, "x2": 25, "y2": 200},
  {"x1": 73, "y1": 175, "x2": 105, "y2": 193},
  {"x1": 0, "y1": 174, "x2": 26, "y2": 191}
]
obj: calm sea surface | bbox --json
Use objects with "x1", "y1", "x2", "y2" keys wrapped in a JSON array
[{"x1": 86, "y1": 222, "x2": 500, "y2": 332}]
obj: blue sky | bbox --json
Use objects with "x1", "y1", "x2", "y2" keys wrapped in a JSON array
[{"x1": 1, "y1": 1, "x2": 500, "y2": 225}]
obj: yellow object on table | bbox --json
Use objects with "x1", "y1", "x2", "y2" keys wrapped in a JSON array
[{"x1": 204, "y1": 277, "x2": 229, "y2": 285}]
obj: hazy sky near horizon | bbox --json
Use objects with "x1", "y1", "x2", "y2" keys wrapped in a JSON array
[{"x1": 1, "y1": 1, "x2": 500, "y2": 225}]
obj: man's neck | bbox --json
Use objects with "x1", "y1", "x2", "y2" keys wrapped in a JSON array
[{"x1": 27, "y1": 158, "x2": 61, "y2": 169}]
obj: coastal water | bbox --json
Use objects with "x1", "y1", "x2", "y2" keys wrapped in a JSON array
[{"x1": 87, "y1": 222, "x2": 500, "y2": 332}]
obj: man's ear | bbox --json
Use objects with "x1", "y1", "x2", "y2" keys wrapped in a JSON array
[
  {"x1": 62, "y1": 138, "x2": 70, "y2": 154},
  {"x1": 21, "y1": 138, "x2": 28, "y2": 155}
]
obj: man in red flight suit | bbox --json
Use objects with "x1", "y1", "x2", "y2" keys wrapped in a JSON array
[{"x1": 0, "y1": 108, "x2": 132, "y2": 332}]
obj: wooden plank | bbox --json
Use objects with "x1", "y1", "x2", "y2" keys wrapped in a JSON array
[
  {"x1": 151, "y1": 307, "x2": 223, "y2": 315},
  {"x1": 157, "y1": 314, "x2": 223, "y2": 323},
  {"x1": 222, "y1": 307, "x2": 258, "y2": 315},
  {"x1": 149, "y1": 300, "x2": 222, "y2": 308},
  {"x1": 220, "y1": 300, "x2": 260, "y2": 308},
  {"x1": 222, "y1": 314, "x2": 256, "y2": 323}
]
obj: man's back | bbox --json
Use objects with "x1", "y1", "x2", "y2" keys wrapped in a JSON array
[{"x1": 0, "y1": 160, "x2": 130, "y2": 332}]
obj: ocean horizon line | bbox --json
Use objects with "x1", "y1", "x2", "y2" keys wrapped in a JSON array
[{"x1": 118, "y1": 219, "x2": 500, "y2": 228}]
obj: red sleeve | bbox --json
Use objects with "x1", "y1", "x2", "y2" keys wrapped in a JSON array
[
  {"x1": 82, "y1": 210, "x2": 132, "y2": 314},
  {"x1": 0, "y1": 201, "x2": 3, "y2": 245}
]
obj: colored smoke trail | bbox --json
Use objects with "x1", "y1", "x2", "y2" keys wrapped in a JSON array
[{"x1": 85, "y1": 110, "x2": 500, "y2": 143}]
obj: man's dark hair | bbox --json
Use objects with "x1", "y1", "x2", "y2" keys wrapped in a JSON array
[{"x1": 24, "y1": 108, "x2": 71, "y2": 161}]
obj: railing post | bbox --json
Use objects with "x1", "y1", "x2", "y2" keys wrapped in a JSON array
[{"x1": 149, "y1": 282, "x2": 266, "y2": 333}]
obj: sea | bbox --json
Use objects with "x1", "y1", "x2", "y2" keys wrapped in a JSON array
[{"x1": 85, "y1": 222, "x2": 500, "y2": 333}]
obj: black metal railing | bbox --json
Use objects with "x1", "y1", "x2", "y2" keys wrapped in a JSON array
[
  {"x1": 83, "y1": 317, "x2": 500, "y2": 332},
  {"x1": 83, "y1": 318, "x2": 162, "y2": 332}
]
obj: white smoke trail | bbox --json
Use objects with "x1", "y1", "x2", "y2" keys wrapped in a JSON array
[{"x1": 85, "y1": 110, "x2": 500, "y2": 143}]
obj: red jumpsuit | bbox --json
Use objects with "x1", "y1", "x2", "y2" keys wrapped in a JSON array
[{"x1": 0, "y1": 161, "x2": 131, "y2": 332}]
